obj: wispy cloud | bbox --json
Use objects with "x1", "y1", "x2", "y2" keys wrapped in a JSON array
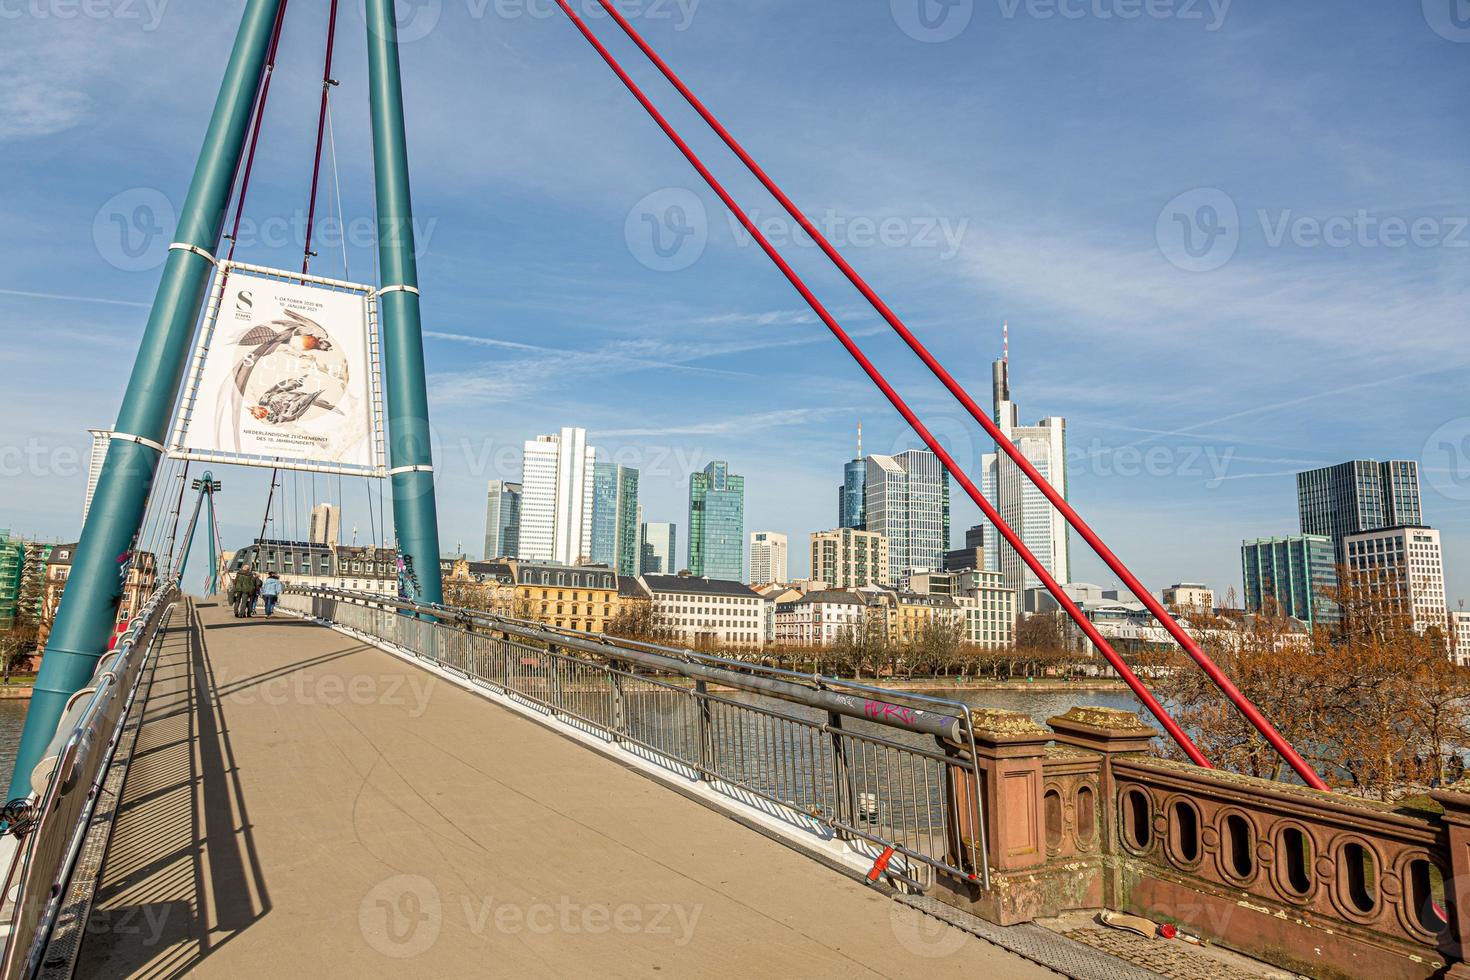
[
  {"x1": 0, "y1": 288, "x2": 149, "y2": 309},
  {"x1": 598, "y1": 407, "x2": 854, "y2": 438},
  {"x1": 425, "y1": 319, "x2": 884, "y2": 407},
  {"x1": 692, "y1": 309, "x2": 819, "y2": 327},
  {"x1": 0, "y1": 79, "x2": 91, "y2": 141},
  {"x1": 425, "y1": 329, "x2": 747, "y2": 378}
]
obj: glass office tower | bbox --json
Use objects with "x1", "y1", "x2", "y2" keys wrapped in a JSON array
[{"x1": 688, "y1": 461, "x2": 745, "y2": 581}]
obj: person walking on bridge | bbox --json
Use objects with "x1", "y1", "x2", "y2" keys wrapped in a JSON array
[
  {"x1": 260, "y1": 572, "x2": 284, "y2": 617},
  {"x1": 231, "y1": 564, "x2": 261, "y2": 618}
]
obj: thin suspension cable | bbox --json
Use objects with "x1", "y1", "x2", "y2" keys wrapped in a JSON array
[
  {"x1": 549, "y1": 0, "x2": 1209, "y2": 768},
  {"x1": 162, "y1": 459, "x2": 193, "y2": 579},
  {"x1": 302, "y1": 0, "x2": 342, "y2": 273},
  {"x1": 208, "y1": 490, "x2": 226, "y2": 594},
  {"x1": 590, "y1": 0, "x2": 1328, "y2": 793},
  {"x1": 366, "y1": 478, "x2": 378, "y2": 548},
  {"x1": 132, "y1": 455, "x2": 180, "y2": 613},
  {"x1": 257, "y1": 466, "x2": 280, "y2": 548},
  {"x1": 325, "y1": 101, "x2": 350, "y2": 279},
  {"x1": 590, "y1": 0, "x2": 1325, "y2": 791},
  {"x1": 366, "y1": 99, "x2": 386, "y2": 553}
]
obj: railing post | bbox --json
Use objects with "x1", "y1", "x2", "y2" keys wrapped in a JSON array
[
  {"x1": 7, "y1": 0, "x2": 287, "y2": 800},
  {"x1": 547, "y1": 644, "x2": 562, "y2": 716},
  {"x1": 610, "y1": 664, "x2": 627, "y2": 740},
  {"x1": 938, "y1": 735, "x2": 982, "y2": 881},
  {"x1": 694, "y1": 679, "x2": 713, "y2": 780},
  {"x1": 828, "y1": 711, "x2": 857, "y2": 840},
  {"x1": 929, "y1": 710, "x2": 1056, "y2": 924},
  {"x1": 1047, "y1": 706, "x2": 1158, "y2": 909}
]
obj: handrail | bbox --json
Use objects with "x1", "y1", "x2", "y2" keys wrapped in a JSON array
[
  {"x1": 0, "y1": 582, "x2": 178, "y2": 980},
  {"x1": 288, "y1": 585, "x2": 991, "y2": 887},
  {"x1": 289, "y1": 586, "x2": 975, "y2": 741}
]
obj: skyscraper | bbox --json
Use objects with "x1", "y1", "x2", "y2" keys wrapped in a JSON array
[
  {"x1": 688, "y1": 460, "x2": 744, "y2": 581},
  {"x1": 483, "y1": 480, "x2": 522, "y2": 559},
  {"x1": 865, "y1": 450, "x2": 949, "y2": 585},
  {"x1": 519, "y1": 428, "x2": 596, "y2": 565},
  {"x1": 1297, "y1": 460, "x2": 1423, "y2": 562},
  {"x1": 749, "y1": 531, "x2": 788, "y2": 584},
  {"x1": 83, "y1": 428, "x2": 111, "y2": 523},
  {"x1": 837, "y1": 421, "x2": 865, "y2": 530},
  {"x1": 309, "y1": 503, "x2": 341, "y2": 546},
  {"x1": 1241, "y1": 535, "x2": 1339, "y2": 629},
  {"x1": 980, "y1": 329, "x2": 1070, "y2": 594},
  {"x1": 591, "y1": 462, "x2": 640, "y2": 574},
  {"x1": 640, "y1": 522, "x2": 678, "y2": 575}
]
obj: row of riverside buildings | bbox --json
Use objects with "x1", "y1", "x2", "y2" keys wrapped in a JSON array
[{"x1": 436, "y1": 557, "x2": 1017, "y2": 653}]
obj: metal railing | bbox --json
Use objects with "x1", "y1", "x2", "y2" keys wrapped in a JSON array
[
  {"x1": 282, "y1": 587, "x2": 990, "y2": 889},
  {"x1": 0, "y1": 583, "x2": 177, "y2": 980}
]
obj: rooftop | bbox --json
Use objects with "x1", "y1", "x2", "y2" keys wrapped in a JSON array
[{"x1": 640, "y1": 574, "x2": 762, "y2": 599}]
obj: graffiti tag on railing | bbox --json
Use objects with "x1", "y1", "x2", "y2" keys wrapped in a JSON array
[{"x1": 865, "y1": 700, "x2": 918, "y2": 727}]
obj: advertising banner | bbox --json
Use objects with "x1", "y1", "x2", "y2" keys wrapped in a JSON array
[{"x1": 174, "y1": 267, "x2": 381, "y2": 474}]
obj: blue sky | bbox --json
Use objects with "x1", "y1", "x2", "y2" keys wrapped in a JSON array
[{"x1": 2, "y1": 0, "x2": 1467, "y2": 604}]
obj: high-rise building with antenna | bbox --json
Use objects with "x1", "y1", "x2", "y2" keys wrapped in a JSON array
[
  {"x1": 838, "y1": 420, "x2": 866, "y2": 530},
  {"x1": 980, "y1": 324, "x2": 1070, "y2": 594}
]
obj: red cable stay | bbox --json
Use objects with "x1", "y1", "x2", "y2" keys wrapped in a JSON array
[
  {"x1": 549, "y1": 0, "x2": 1211, "y2": 770},
  {"x1": 302, "y1": 0, "x2": 342, "y2": 273},
  {"x1": 223, "y1": 0, "x2": 290, "y2": 267},
  {"x1": 588, "y1": 0, "x2": 1326, "y2": 791}
]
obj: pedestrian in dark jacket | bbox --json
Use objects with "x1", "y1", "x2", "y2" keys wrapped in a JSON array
[{"x1": 232, "y1": 565, "x2": 261, "y2": 617}]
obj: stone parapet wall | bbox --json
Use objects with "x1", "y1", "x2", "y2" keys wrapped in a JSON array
[{"x1": 938, "y1": 705, "x2": 1465, "y2": 979}]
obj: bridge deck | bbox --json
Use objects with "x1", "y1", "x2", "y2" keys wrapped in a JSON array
[{"x1": 76, "y1": 598, "x2": 1052, "y2": 979}]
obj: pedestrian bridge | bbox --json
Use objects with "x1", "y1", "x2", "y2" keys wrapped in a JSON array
[
  {"x1": 7, "y1": 587, "x2": 1469, "y2": 980},
  {"x1": 54, "y1": 598, "x2": 1052, "y2": 979}
]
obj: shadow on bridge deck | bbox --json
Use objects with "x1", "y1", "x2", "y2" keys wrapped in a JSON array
[{"x1": 76, "y1": 598, "x2": 1052, "y2": 979}]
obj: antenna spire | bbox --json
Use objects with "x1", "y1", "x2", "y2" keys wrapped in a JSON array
[
  {"x1": 857, "y1": 419, "x2": 862, "y2": 459},
  {"x1": 1003, "y1": 320, "x2": 1009, "y2": 364}
]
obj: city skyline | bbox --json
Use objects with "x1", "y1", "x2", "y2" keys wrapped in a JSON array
[
  {"x1": 3, "y1": 4, "x2": 1465, "y2": 608},
  {"x1": 21, "y1": 406, "x2": 1470, "y2": 611}
]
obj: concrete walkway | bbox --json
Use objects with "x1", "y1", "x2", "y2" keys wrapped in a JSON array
[{"x1": 77, "y1": 598, "x2": 1054, "y2": 979}]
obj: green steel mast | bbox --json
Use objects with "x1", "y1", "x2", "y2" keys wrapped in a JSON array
[
  {"x1": 7, "y1": 0, "x2": 287, "y2": 797},
  {"x1": 365, "y1": 0, "x2": 445, "y2": 607}
]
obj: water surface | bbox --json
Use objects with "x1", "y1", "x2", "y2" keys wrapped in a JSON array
[{"x1": 0, "y1": 700, "x2": 30, "y2": 781}]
